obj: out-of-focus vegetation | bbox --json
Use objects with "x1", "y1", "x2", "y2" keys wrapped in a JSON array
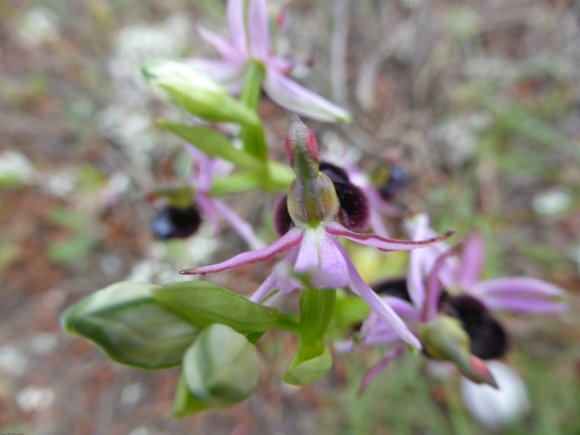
[{"x1": 0, "y1": 0, "x2": 578, "y2": 434}]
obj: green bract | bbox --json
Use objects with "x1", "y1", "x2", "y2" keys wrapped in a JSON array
[
  {"x1": 142, "y1": 60, "x2": 259, "y2": 126},
  {"x1": 61, "y1": 282, "x2": 198, "y2": 370},
  {"x1": 182, "y1": 324, "x2": 259, "y2": 408}
]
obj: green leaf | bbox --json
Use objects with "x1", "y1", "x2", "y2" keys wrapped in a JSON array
[
  {"x1": 47, "y1": 236, "x2": 97, "y2": 264},
  {"x1": 61, "y1": 282, "x2": 198, "y2": 370},
  {"x1": 153, "y1": 281, "x2": 291, "y2": 333},
  {"x1": 173, "y1": 372, "x2": 209, "y2": 419},
  {"x1": 142, "y1": 60, "x2": 259, "y2": 126},
  {"x1": 284, "y1": 345, "x2": 333, "y2": 385},
  {"x1": 159, "y1": 120, "x2": 261, "y2": 170},
  {"x1": 331, "y1": 293, "x2": 371, "y2": 332},
  {"x1": 240, "y1": 61, "x2": 268, "y2": 162},
  {"x1": 208, "y1": 171, "x2": 263, "y2": 195}
]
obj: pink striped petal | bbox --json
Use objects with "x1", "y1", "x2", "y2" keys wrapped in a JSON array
[
  {"x1": 326, "y1": 221, "x2": 453, "y2": 252},
  {"x1": 294, "y1": 231, "x2": 349, "y2": 288},
  {"x1": 457, "y1": 231, "x2": 485, "y2": 288},
  {"x1": 248, "y1": 0, "x2": 269, "y2": 59},
  {"x1": 358, "y1": 343, "x2": 406, "y2": 395},
  {"x1": 212, "y1": 199, "x2": 264, "y2": 250},
  {"x1": 188, "y1": 58, "x2": 244, "y2": 86},
  {"x1": 227, "y1": 0, "x2": 247, "y2": 54},
  {"x1": 181, "y1": 227, "x2": 303, "y2": 275},
  {"x1": 263, "y1": 70, "x2": 351, "y2": 123},
  {"x1": 471, "y1": 278, "x2": 567, "y2": 313},
  {"x1": 337, "y1": 242, "x2": 421, "y2": 349}
]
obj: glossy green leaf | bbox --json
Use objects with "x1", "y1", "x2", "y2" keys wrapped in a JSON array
[
  {"x1": 61, "y1": 282, "x2": 198, "y2": 370},
  {"x1": 159, "y1": 121, "x2": 261, "y2": 170},
  {"x1": 153, "y1": 281, "x2": 292, "y2": 333}
]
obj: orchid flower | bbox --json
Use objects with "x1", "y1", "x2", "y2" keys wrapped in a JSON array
[
  {"x1": 185, "y1": 145, "x2": 264, "y2": 250},
  {"x1": 189, "y1": 0, "x2": 350, "y2": 123},
  {"x1": 349, "y1": 214, "x2": 567, "y2": 393},
  {"x1": 181, "y1": 118, "x2": 453, "y2": 349}
]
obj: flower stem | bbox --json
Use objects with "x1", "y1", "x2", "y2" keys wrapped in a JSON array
[
  {"x1": 240, "y1": 61, "x2": 268, "y2": 165},
  {"x1": 298, "y1": 288, "x2": 336, "y2": 358}
]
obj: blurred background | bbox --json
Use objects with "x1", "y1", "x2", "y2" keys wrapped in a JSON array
[{"x1": 1, "y1": 0, "x2": 579, "y2": 433}]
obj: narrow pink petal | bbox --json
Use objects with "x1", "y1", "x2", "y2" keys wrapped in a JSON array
[
  {"x1": 189, "y1": 58, "x2": 245, "y2": 85},
  {"x1": 249, "y1": 270, "x2": 277, "y2": 303},
  {"x1": 358, "y1": 343, "x2": 406, "y2": 395},
  {"x1": 384, "y1": 297, "x2": 421, "y2": 322},
  {"x1": 423, "y1": 247, "x2": 460, "y2": 321},
  {"x1": 362, "y1": 331, "x2": 402, "y2": 348},
  {"x1": 197, "y1": 27, "x2": 242, "y2": 62},
  {"x1": 457, "y1": 232, "x2": 485, "y2": 288},
  {"x1": 227, "y1": 0, "x2": 247, "y2": 54},
  {"x1": 294, "y1": 231, "x2": 349, "y2": 288},
  {"x1": 248, "y1": 0, "x2": 269, "y2": 59},
  {"x1": 326, "y1": 221, "x2": 454, "y2": 252},
  {"x1": 263, "y1": 71, "x2": 351, "y2": 123},
  {"x1": 334, "y1": 340, "x2": 356, "y2": 353},
  {"x1": 407, "y1": 246, "x2": 427, "y2": 310},
  {"x1": 471, "y1": 278, "x2": 567, "y2": 313},
  {"x1": 195, "y1": 194, "x2": 220, "y2": 234},
  {"x1": 338, "y1": 243, "x2": 421, "y2": 349},
  {"x1": 212, "y1": 199, "x2": 264, "y2": 250},
  {"x1": 180, "y1": 227, "x2": 303, "y2": 275}
]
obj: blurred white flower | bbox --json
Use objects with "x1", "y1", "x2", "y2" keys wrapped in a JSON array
[
  {"x1": 0, "y1": 151, "x2": 36, "y2": 185},
  {"x1": 532, "y1": 189, "x2": 572, "y2": 218},
  {"x1": 16, "y1": 386, "x2": 55, "y2": 412},
  {"x1": 460, "y1": 361, "x2": 530, "y2": 429}
]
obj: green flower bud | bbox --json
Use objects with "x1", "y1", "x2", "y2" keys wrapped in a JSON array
[
  {"x1": 182, "y1": 324, "x2": 259, "y2": 407},
  {"x1": 285, "y1": 117, "x2": 340, "y2": 227},
  {"x1": 141, "y1": 60, "x2": 259, "y2": 126},
  {"x1": 419, "y1": 315, "x2": 497, "y2": 388},
  {"x1": 61, "y1": 281, "x2": 198, "y2": 370}
]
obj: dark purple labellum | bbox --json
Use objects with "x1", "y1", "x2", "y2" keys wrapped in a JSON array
[
  {"x1": 441, "y1": 294, "x2": 509, "y2": 360},
  {"x1": 274, "y1": 195, "x2": 294, "y2": 236},
  {"x1": 319, "y1": 161, "x2": 351, "y2": 184},
  {"x1": 379, "y1": 164, "x2": 407, "y2": 201},
  {"x1": 333, "y1": 181, "x2": 369, "y2": 230},
  {"x1": 151, "y1": 205, "x2": 201, "y2": 240}
]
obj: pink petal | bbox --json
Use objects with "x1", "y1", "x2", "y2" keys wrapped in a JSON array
[
  {"x1": 227, "y1": 0, "x2": 247, "y2": 54},
  {"x1": 197, "y1": 27, "x2": 243, "y2": 62},
  {"x1": 249, "y1": 270, "x2": 277, "y2": 303},
  {"x1": 263, "y1": 70, "x2": 351, "y2": 123},
  {"x1": 195, "y1": 194, "x2": 220, "y2": 234},
  {"x1": 181, "y1": 227, "x2": 303, "y2": 275},
  {"x1": 471, "y1": 278, "x2": 567, "y2": 313},
  {"x1": 358, "y1": 343, "x2": 406, "y2": 395},
  {"x1": 384, "y1": 297, "x2": 421, "y2": 322},
  {"x1": 423, "y1": 247, "x2": 459, "y2": 321},
  {"x1": 212, "y1": 199, "x2": 265, "y2": 250},
  {"x1": 248, "y1": 0, "x2": 269, "y2": 59},
  {"x1": 457, "y1": 231, "x2": 485, "y2": 288},
  {"x1": 326, "y1": 221, "x2": 453, "y2": 252},
  {"x1": 337, "y1": 242, "x2": 421, "y2": 349},
  {"x1": 294, "y1": 231, "x2": 349, "y2": 288}
]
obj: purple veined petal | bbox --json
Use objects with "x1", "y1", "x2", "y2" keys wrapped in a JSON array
[
  {"x1": 326, "y1": 221, "x2": 454, "y2": 252},
  {"x1": 227, "y1": 0, "x2": 248, "y2": 55},
  {"x1": 248, "y1": 0, "x2": 269, "y2": 59},
  {"x1": 358, "y1": 343, "x2": 406, "y2": 395},
  {"x1": 457, "y1": 231, "x2": 485, "y2": 288},
  {"x1": 188, "y1": 58, "x2": 245, "y2": 87},
  {"x1": 212, "y1": 199, "x2": 265, "y2": 250},
  {"x1": 294, "y1": 230, "x2": 350, "y2": 288},
  {"x1": 195, "y1": 193, "x2": 221, "y2": 234},
  {"x1": 471, "y1": 278, "x2": 567, "y2": 313},
  {"x1": 197, "y1": 27, "x2": 243, "y2": 63},
  {"x1": 263, "y1": 70, "x2": 351, "y2": 123},
  {"x1": 337, "y1": 242, "x2": 422, "y2": 349},
  {"x1": 180, "y1": 227, "x2": 303, "y2": 275}
]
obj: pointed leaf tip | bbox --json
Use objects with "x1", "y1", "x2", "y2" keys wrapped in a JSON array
[{"x1": 285, "y1": 116, "x2": 318, "y2": 163}]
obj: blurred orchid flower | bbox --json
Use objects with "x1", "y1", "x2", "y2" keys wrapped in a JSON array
[
  {"x1": 348, "y1": 214, "x2": 567, "y2": 393},
  {"x1": 185, "y1": 145, "x2": 264, "y2": 250},
  {"x1": 190, "y1": 0, "x2": 351, "y2": 123},
  {"x1": 181, "y1": 118, "x2": 453, "y2": 349}
]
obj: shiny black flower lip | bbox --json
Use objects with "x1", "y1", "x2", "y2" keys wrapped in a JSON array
[{"x1": 151, "y1": 205, "x2": 202, "y2": 240}]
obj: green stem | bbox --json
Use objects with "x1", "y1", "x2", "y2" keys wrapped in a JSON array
[
  {"x1": 240, "y1": 61, "x2": 268, "y2": 164},
  {"x1": 298, "y1": 288, "x2": 336, "y2": 359}
]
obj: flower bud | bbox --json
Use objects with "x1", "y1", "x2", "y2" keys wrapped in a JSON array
[
  {"x1": 141, "y1": 60, "x2": 259, "y2": 125},
  {"x1": 61, "y1": 282, "x2": 198, "y2": 369},
  {"x1": 182, "y1": 324, "x2": 259, "y2": 407},
  {"x1": 285, "y1": 118, "x2": 339, "y2": 227},
  {"x1": 419, "y1": 315, "x2": 498, "y2": 387}
]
